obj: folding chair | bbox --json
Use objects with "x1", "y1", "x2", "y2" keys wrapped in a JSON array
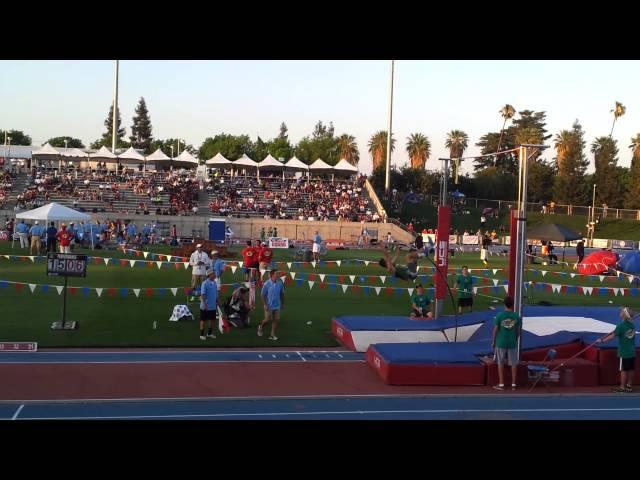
[{"x1": 527, "y1": 348, "x2": 560, "y2": 392}]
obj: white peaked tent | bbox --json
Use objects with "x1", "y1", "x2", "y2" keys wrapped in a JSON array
[
  {"x1": 333, "y1": 158, "x2": 358, "y2": 174},
  {"x1": 205, "y1": 152, "x2": 233, "y2": 168},
  {"x1": 309, "y1": 158, "x2": 334, "y2": 173},
  {"x1": 258, "y1": 154, "x2": 284, "y2": 169},
  {"x1": 14, "y1": 203, "x2": 92, "y2": 248},
  {"x1": 284, "y1": 156, "x2": 309, "y2": 171},
  {"x1": 173, "y1": 150, "x2": 199, "y2": 168},
  {"x1": 118, "y1": 146, "x2": 146, "y2": 163},
  {"x1": 233, "y1": 153, "x2": 258, "y2": 170},
  {"x1": 60, "y1": 148, "x2": 87, "y2": 158},
  {"x1": 92, "y1": 146, "x2": 118, "y2": 159},
  {"x1": 145, "y1": 148, "x2": 170, "y2": 171},
  {"x1": 31, "y1": 143, "x2": 61, "y2": 156}
]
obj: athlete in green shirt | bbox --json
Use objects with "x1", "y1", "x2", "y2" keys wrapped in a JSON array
[
  {"x1": 598, "y1": 307, "x2": 637, "y2": 393},
  {"x1": 379, "y1": 246, "x2": 418, "y2": 281},
  {"x1": 410, "y1": 284, "x2": 433, "y2": 319},
  {"x1": 455, "y1": 266, "x2": 474, "y2": 313},
  {"x1": 492, "y1": 295, "x2": 521, "y2": 391}
]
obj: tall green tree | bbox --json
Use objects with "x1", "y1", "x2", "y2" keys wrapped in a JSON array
[
  {"x1": 624, "y1": 134, "x2": 640, "y2": 208},
  {"x1": 266, "y1": 122, "x2": 294, "y2": 160},
  {"x1": 445, "y1": 130, "x2": 469, "y2": 183},
  {"x1": 591, "y1": 136, "x2": 621, "y2": 207},
  {"x1": 336, "y1": 134, "x2": 360, "y2": 166},
  {"x1": 406, "y1": 133, "x2": 431, "y2": 169},
  {"x1": 496, "y1": 104, "x2": 516, "y2": 153},
  {"x1": 252, "y1": 136, "x2": 269, "y2": 161},
  {"x1": 130, "y1": 97, "x2": 153, "y2": 153},
  {"x1": 368, "y1": 131, "x2": 395, "y2": 171},
  {"x1": 0, "y1": 129, "x2": 32, "y2": 146},
  {"x1": 553, "y1": 121, "x2": 590, "y2": 205},
  {"x1": 527, "y1": 158, "x2": 555, "y2": 203},
  {"x1": 91, "y1": 103, "x2": 128, "y2": 150},
  {"x1": 295, "y1": 121, "x2": 339, "y2": 165},
  {"x1": 46, "y1": 136, "x2": 85, "y2": 148},
  {"x1": 198, "y1": 134, "x2": 253, "y2": 160}
]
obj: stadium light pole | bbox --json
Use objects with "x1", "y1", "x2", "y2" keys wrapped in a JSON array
[
  {"x1": 590, "y1": 183, "x2": 597, "y2": 247},
  {"x1": 112, "y1": 60, "x2": 120, "y2": 170},
  {"x1": 384, "y1": 60, "x2": 394, "y2": 196}
]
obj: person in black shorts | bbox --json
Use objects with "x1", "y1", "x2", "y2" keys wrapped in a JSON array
[{"x1": 379, "y1": 246, "x2": 418, "y2": 281}]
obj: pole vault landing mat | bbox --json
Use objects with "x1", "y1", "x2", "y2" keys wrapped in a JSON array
[{"x1": 332, "y1": 311, "x2": 493, "y2": 352}]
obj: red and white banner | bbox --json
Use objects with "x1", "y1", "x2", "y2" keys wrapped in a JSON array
[
  {"x1": 326, "y1": 239, "x2": 345, "y2": 250},
  {"x1": 268, "y1": 237, "x2": 289, "y2": 249}
]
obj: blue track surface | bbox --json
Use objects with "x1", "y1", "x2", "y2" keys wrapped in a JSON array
[
  {"x1": 0, "y1": 350, "x2": 364, "y2": 364},
  {"x1": 2, "y1": 394, "x2": 640, "y2": 420}
]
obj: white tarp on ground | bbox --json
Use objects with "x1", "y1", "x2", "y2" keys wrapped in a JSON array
[
  {"x1": 16, "y1": 202, "x2": 91, "y2": 222},
  {"x1": 284, "y1": 156, "x2": 308, "y2": 171},
  {"x1": 522, "y1": 316, "x2": 616, "y2": 336},
  {"x1": 333, "y1": 158, "x2": 358, "y2": 173}
]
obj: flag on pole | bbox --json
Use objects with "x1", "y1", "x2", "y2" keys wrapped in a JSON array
[{"x1": 217, "y1": 306, "x2": 230, "y2": 334}]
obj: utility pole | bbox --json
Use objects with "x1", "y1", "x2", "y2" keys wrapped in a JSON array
[{"x1": 384, "y1": 60, "x2": 394, "y2": 195}]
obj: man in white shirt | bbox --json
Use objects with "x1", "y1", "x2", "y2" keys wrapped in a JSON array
[{"x1": 189, "y1": 243, "x2": 210, "y2": 302}]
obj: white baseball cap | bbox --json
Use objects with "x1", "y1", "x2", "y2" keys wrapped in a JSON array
[
  {"x1": 196, "y1": 243, "x2": 203, "y2": 248},
  {"x1": 34, "y1": 221, "x2": 39, "y2": 224},
  {"x1": 211, "y1": 250, "x2": 219, "y2": 255}
]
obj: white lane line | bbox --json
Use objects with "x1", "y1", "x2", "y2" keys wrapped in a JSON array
[
  {"x1": 258, "y1": 354, "x2": 263, "y2": 358},
  {"x1": 19, "y1": 407, "x2": 640, "y2": 420},
  {"x1": 338, "y1": 354, "x2": 343, "y2": 358},
  {"x1": 12, "y1": 404, "x2": 24, "y2": 420},
  {"x1": 296, "y1": 351, "x2": 307, "y2": 362}
]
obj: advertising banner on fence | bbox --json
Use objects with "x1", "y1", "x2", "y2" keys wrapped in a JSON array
[
  {"x1": 268, "y1": 237, "x2": 289, "y2": 249},
  {"x1": 592, "y1": 238, "x2": 609, "y2": 248},
  {"x1": 612, "y1": 240, "x2": 637, "y2": 250},
  {"x1": 462, "y1": 235, "x2": 479, "y2": 245},
  {"x1": 325, "y1": 239, "x2": 345, "y2": 250}
]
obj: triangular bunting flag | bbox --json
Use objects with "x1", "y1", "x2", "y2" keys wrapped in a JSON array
[
  {"x1": 584, "y1": 287, "x2": 593, "y2": 295},
  {"x1": 503, "y1": 285, "x2": 509, "y2": 293},
  {"x1": 183, "y1": 262, "x2": 189, "y2": 269},
  {"x1": 290, "y1": 272, "x2": 296, "y2": 280},
  {"x1": 133, "y1": 289, "x2": 141, "y2": 298},
  {"x1": 492, "y1": 269, "x2": 498, "y2": 275},
  {"x1": 287, "y1": 262, "x2": 292, "y2": 269},
  {"x1": 96, "y1": 288, "x2": 103, "y2": 297},
  {"x1": 29, "y1": 256, "x2": 35, "y2": 263},
  {"x1": 570, "y1": 273, "x2": 575, "y2": 279},
  {"x1": 364, "y1": 260, "x2": 370, "y2": 267},
  {"x1": 349, "y1": 275, "x2": 355, "y2": 284},
  {"x1": 231, "y1": 266, "x2": 237, "y2": 274},
  {"x1": 103, "y1": 258, "x2": 110, "y2": 266},
  {"x1": 238, "y1": 261, "x2": 243, "y2": 268},
  {"x1": 170, "y1": 288, "x2": 178, "y2": 296},
  {"x1": 28, "y1": 284, "x2": 36, "y2": 293},
  {"x1": 541, "y1": 271, "x2": 547, "y2": 277},
  {"x1": 143, "y1": 251, "x2": 149, "y2": 259},
  {"x1": 167, "y1": 255, "x2": 172, "y2": 262},
  {"x1": 379, "y1": 276, "x2": 386, "y2": 284},
  {"x1": 308, "y1": 281, "x2": 315, "y2": 290},
  {"x1": 56, "y1": 286, "x2": 64, "y2": 295},
  {"x1": 408, "y1": 288, "x2": 414, "y2": 297},
  {"x1": 319, "y1": 274, "x2": 325, "y2": 282},
  {"x1": 492, "y1": 279, "x2": 499, "y2": 287},
  {"x1": 129, "y1": 260, "x2": 136, "y2": 268},
  {"x1": 341, "y1": 284, "x2": 349, "y2": 293},
  {"x1": 374, "y1": 287, "x2": 382, "y2": 296},
  {"x1": 599, "y1": 275, "x2": 605, "y2": 283},
  {"x1": 336, "y1": 260, "x2": 341, "y2": 267},
  {"x1": 473, "y1": 287, "x2": 479, "y2": 294},
  {"x1": 156, "y1": 261, "x2": 163, "y2": 269},
  {"x1": 311, "y1": 261, "x2": 316, "y2": 268},
  {"x1": 613, "y1": 288, "x2": 620, "y2": 296}
]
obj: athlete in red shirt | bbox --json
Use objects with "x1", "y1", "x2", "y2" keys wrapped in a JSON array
[
  {"x1": 241, "y1": 240, "x2": 258, "y2": 281},
  {"x1": 56, "y1": 224, "x2": 73, "y2": 253},
  {"x1": 259, "y1": 242, "x2": 273, "y2": 270}
]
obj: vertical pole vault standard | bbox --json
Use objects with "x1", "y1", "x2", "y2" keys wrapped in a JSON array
[
  {"x1": 112, "y1": 60, "x2": 120, "y2": 162},
  {"x1": 434, "y1": 158, "x2": 451, "y2": 319},
  {"x1": 384, "y1": 60, "x2": 394, "y2": 196}
]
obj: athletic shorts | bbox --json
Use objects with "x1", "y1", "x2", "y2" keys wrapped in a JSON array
[
  {"x1": 312, "y1": 243, "x2": 320, "y2": 253},
  {"x1": 245, "y1": 263, "x2": 259, "y2": 275},
  {"x1": 458, "y1": 297, "x2": 473, "y2": 308},
  {"x1": 200, "y1": 309, "x2": 217, "y2": 321},
  {"x1": 264, "y1": 309, "x2": 281, "y2": 321},
  {"x1": 480, "y1": 249, "x2": 487, "y2": 260},
  {"x1": 620, "y1": 357, "x2": 635, "y2": 372},
  {"x1": 495, "y1": 347, "x2": 518, "y2": 366}
]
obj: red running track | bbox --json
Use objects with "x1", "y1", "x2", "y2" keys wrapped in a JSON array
[{"x1": 0, "y1": 361, "x2": 614, "y2": 401}]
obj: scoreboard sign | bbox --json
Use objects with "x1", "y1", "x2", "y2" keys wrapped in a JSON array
[{"x1": 47, "y1": 253, "x2": 88, "y2": 278}]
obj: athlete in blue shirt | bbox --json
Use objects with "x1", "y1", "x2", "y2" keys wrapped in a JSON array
[
  {"x1": 258, "y1": 270, "x2": 285, "y2": 341},
  {"x1": 199, "y1": 269, "x2": 219, "y2": 340}
]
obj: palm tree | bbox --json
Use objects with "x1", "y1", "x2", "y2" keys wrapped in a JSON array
[
  {"x1": 554, "y1": 129, "x2": 574, "y2": 173},
  {"x1": 336, "y1": 134, "x2": 360, "y2": 166},
  {"x1": 368, "y1": 130, "x2": 395, "y2": 170},
  {"x1": 405, "y1": 133, "x2": 431, "y2": 169},
  {"x1": 445, "y1": 130, "x2": 469, "y2": 184},
  {"x1": 630, "y1": 133, "x2": 640, "y2": 158},
  {"x1": 610, "y1": 101, "x2": 626, "y2": 137},
  {"x1": 496, "y1": 104, "x2": 516, "y2": 153}
]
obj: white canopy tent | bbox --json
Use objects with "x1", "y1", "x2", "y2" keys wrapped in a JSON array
[
  {"x1": 284, "y1": 156, "x2": 309, "y2": 171},
  {"x1": 145, "y1": 148, "x2": 170, "y2": 171},
  {"x1": 91, "y1": 146, "x2": 119, "y2": 171},
  {"x1": 60, "y1": 148, "x2": 88, "y2": 158},
  {"x1": 257, "y1": 154, "x2": 284, "y2": 179},
  {"x1": 333, "y1": 158, "x2": 358, "y2": 174},
  {"x1": 31, "y1": 143, "x2": 61, "y2": 170},
  {"x1": 205, "y1": 152, "x2": 233, "y2": 169},
  {"x1": 118, "y1": 147, "x2": 145, "y2": 162},
  {"x1": 173, "y1": 150, "x2": 199, "y2": 168},
  {"x1": 233, "y1": 154, "x2": 258, "y2": 176},
  {"x1": 309, "y1": 158, "x2": 334, "y2": 175},
  {"x1": 14, "y1": 202, "x2": 93, "y2": 248}
]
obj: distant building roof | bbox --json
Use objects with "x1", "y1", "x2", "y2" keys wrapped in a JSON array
[{"x1": 0, "y1": 145, "x2": 34, "y2": 159}]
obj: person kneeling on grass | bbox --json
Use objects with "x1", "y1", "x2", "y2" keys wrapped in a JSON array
[
  {"x1": 225, "y1": 286, "x2": 251, "y2": 328},
  {"x1": 379, "y1": 246, "x2": 418, "y2": 281},
  {"x1": 597, "y1": 307, "x2": 636, "y2": 393},
  {"x1": 410, "y1": 284, "x2": 433, "y2": 319},
  {"x1": 492, "y1": 295, "x2": 521, "y2": 391},
  {"x1": 258, "y1": 270, "x2": 285, "y2": 341},
  {"x1": 199, "y1": 269, "x2": 218, "y2": 341}
]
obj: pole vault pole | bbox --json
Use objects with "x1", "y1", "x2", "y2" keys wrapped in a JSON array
[{"x1": 434, "y1": 158, "x2": 451, "y2": 319}]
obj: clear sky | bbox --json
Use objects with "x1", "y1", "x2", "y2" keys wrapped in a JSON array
[{"x1": 1, "y1": 60, "x2": 638, "y2": 175}]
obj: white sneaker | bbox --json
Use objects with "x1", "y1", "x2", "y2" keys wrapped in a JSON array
[
  {"x1": 269, "y1": 335, "x2": 278, "y2": 341},
  {"x1": 206, "y1": 334, "x2": 216, "y2": 339},
  {"x1": 199, "y1": 335, "x2": 206, "y2": 341},
  {"x1": 257, "y1": 327, "x2": 263, "y2": 337}
]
